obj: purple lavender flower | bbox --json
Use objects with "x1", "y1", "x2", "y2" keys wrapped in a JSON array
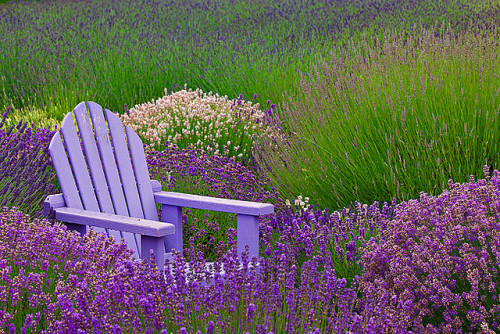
[
  {"x1": 206, "y1": 320, "x2": 214, "y2": 334},
  {"x1": 246, "y1": 303, "x2": 255, "y2": 323},
  {"x1": 356, "y1": 168, "x2": 500, "y2": 331}
]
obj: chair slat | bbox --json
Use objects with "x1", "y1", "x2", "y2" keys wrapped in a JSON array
[
  {"x1": 125, "y1": 126, "x2": 159, "y2": 222},
  {"x1": 60, "y1": 113, "x2": 104, "y2": 230},
  {"x1": 153, "y1": 191, "x2": 275, "y2": 215},
  {"x1": 48, "y1": 131, "x2": 89, "y2": 235},
  {"x1": 60, "y1": 112, "x2": 99, "y2": 210},
  {"x1": 72, "y1": 102, "x2": 115, "y2": 236},
  {"x1": 48, "y1": 132, "x2": 85, "y2": 211},
  {"x1": 87, "y1": 102, "x2": 139, "y2": 255},
  {"x1": 105, "y1": 109, "x2": 144, "y2": 256},
  {"x1": 106, "y1": 109, "x2": 145, "y2": 256},
  {"x1": 106, "y1": 110, "x2": 145, "y2": 219},
  {"x1": 53, "y1": 207, "x2": 175, "y2": 237}
]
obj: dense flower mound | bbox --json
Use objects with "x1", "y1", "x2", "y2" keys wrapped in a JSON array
[
  {"x1": 0, "y1": 206, "x2": 136, "y2": 333},
  {"x1": 356, "y1": 166, "x2": 500, "y2": 333},
  {"x1": 0, "y1": 207, "x2": 363, "y2": 333},
  {"x1": 119, "y1": 85, "x2": 286, "y2": 164},
  {"x1": 0, "y1": 107, "x2": 58, "y2": 219},
  {"x1": 258, "y1": 199, "x2": 396, "y2": 288}
]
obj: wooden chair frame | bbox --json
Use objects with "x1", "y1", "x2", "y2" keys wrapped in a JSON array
[{"x1": 43, "y1": 101, "x2": 274, "y2": 271}]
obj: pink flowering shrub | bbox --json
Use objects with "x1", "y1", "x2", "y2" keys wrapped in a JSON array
[{"x1": 119, "y1": 86, "x2": 285, "y2": 166}]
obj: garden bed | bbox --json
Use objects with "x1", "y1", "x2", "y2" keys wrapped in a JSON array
[{"x1": 1, "y1": 0, "x2": 500, "y2": 332}]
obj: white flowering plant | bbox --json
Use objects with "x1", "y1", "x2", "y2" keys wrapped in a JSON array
[
  {"x1": 118, "y1": 84, "x2": 286, "y2": 165},
  {"x1": 285, "y1": 194, "x2": 312, "y2": 216}
]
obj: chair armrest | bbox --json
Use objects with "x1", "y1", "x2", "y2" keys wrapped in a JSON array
[
  {"x1": 44, "y1": 193, "x2": 66, "y2": 217},
  {"x1": 50, "y1": 206, "x2": 175, "y2": 237},
  {"x1": 152, "y1": 190, "x2": 274, "y2": 216}
]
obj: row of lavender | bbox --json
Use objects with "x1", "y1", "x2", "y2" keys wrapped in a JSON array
[
  {"x1": 253, "y1": 22, "x2": 500, "y2": 213},
  {"x1": 1, "y1": 0, "x2": 496, "y2": 130},
  {"x1": 2, "y1": 107, "x2": 500, "y2": 332}
]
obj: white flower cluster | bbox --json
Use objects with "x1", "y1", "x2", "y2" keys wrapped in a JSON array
[
  {"x1": 117, "y1": 84, "x2": 285, "y2": 157},
  {"x1": 285, "y1": 195, "x2": 310, "y2": 214}
]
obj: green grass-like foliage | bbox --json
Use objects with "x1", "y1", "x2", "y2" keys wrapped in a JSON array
[
  {"x1": 254, "y1": 22, "x2": 500, "y2": 212},
  {"x1": 0, "y1": 0, "x2": 493, "y2": 131}
]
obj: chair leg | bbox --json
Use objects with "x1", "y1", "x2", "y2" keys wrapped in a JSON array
[
  {"x1": 66, "y1": 223, "x2": 87, "y2": 236},
  {"x1": 162, "y1": 204, "x2": 183, "y2": 255},
  {"x1": 141, "y1": 235, "x2": 165, "y2": 272},
  {"x1": 236, "y1": 214, "x2": 259, "y2": 262}
]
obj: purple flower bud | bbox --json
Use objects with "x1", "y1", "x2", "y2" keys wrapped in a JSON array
[
  {"x1": 206, "y1": 321, "x2": 215, "y2": 334},
  {"x1": 246, "y1": 303, "x2": 255, "y2": 323}
]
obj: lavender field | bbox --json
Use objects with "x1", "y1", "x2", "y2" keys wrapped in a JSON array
[{"x1": 1, "y1": 0, "x2": 500, "y2": 332}]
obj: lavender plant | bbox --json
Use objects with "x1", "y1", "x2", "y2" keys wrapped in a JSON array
[
  {"x1": 258, "y1": 199, "x2": 395, "y2": 289},
  {"x1": 158, "y1": 247, "x2": 360, "y2": 333},
  {"x1": 254, "y1": 23, "x2": 500, "y2": 212},
  {"x1": 0, "y1": 106, "x2": 59, "y2": 219},
  {"x1": 0, "y1": 206, "x2": 136, "y2": 333},
  {"x1": 355, "y1": 166, "x2": 500, "y2": 332}
]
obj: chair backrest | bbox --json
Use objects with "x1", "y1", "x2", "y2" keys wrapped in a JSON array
[{"x1": 48, "y1": 101, "x2": 158, "y2": 256}]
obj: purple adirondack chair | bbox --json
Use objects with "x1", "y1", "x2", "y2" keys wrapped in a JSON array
[{"x1": 43, "y1": 101, "x2": 274, "y2": 271}]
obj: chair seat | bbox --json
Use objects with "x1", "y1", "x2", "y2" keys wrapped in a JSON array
[{"x1": 52, "y1": 206, "x2": 175, "y2": 237}]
